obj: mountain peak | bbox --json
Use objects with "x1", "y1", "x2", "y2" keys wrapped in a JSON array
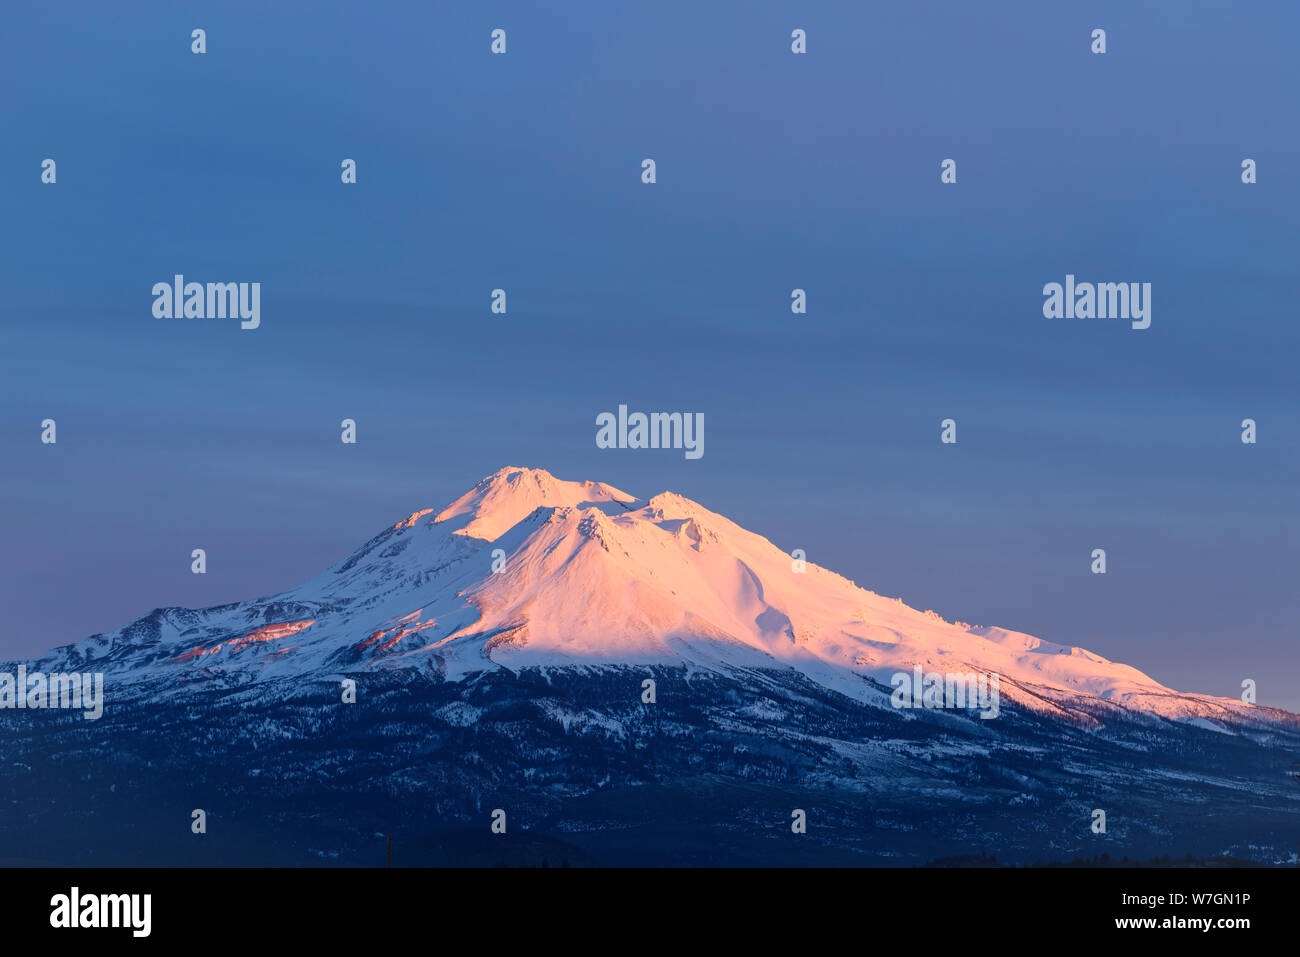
[
  {"x1": 432, "y1": 466, "x2": 637, "y2": 541},
  {"x1": 23, "y1": 466, "x2": 1292, "y2": 735}
]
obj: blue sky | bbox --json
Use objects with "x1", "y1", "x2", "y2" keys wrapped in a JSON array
[{"x1": 2, "y1": 1, "x2": 1297, "y2": 708}]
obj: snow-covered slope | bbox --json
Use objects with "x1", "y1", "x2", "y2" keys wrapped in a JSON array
[{"x1": 27, "y1": 467, "x2": 1293, "y2": 729}]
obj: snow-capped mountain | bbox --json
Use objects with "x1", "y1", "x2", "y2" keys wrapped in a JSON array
[
  {"x1": 31, "y1": 466, "x2": 1295, "y2": 732},
  {"x1": 5, "y1": 467, "x2": 1298, "y2": 866}
]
